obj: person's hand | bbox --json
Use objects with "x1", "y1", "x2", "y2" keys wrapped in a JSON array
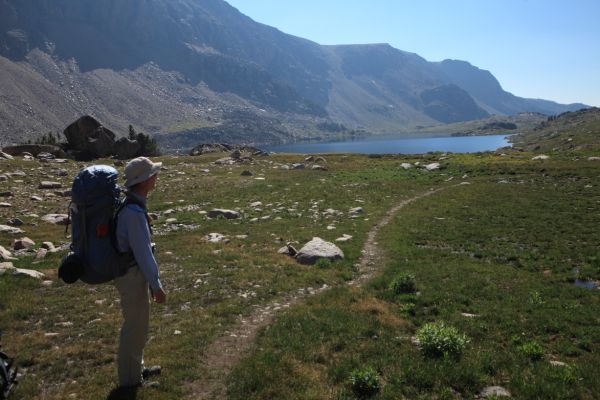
[{"x1": 153, "y1": 287, "x2": 167, "y2": 303}]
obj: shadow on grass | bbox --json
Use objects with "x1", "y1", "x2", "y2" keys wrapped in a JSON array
[{"x1": 106, "y1": 386, "x2": 138, "y2": 400}]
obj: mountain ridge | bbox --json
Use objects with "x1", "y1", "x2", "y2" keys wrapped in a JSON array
[{"x1": 0, "y1": 0, "x2": 589, "y2": 147}]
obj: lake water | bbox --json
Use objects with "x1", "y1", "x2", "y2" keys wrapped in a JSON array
[{"x1": 264, "y1": 134, "x2": 511, "y2": 154}]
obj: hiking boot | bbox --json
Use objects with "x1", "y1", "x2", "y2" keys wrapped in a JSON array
[{"x1": 142, "y1": 365, "x2": 161, "y2": 379}]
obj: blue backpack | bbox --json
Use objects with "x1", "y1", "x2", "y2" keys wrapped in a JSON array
[{"x1": 59, "y1": 165, "x2": 137, "y2": 284}]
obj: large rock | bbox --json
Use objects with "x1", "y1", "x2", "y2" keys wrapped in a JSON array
[
  {"x1": 295, "y1": 237, "x2": 344, "y2": 265},
  {"x1": 63, "y1": 115, "x2": 116, "y2": 158},
  {"x1": 114, "y1": 137, "x2": 141, "y2": 160}
]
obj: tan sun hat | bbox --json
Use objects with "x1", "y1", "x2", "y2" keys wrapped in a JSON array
[{"x1": 124, "y1": 157, "x2": 162, "y2": 188}]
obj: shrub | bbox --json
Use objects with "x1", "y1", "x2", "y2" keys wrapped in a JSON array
[
  {"x1": 315, "y1": 258, "x2": 332, "y2": 269},
  {"x1": 518, "y1": 340, "x2": 544, "y2": 361},
  {"x1": 415, "y1": 321, "x2": 469, "y2": 359},
  {"x1": 390, "y1": 273, "x2": 417, "y2": 294},
  {"x1": 349, "y1": 366, "x2": 380, "y2": 398}
]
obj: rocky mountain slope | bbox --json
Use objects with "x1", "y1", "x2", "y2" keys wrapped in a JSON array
[
  {"x1": 511, "y1": 107, "x2": 600, "y2": 152},
  {"x1": 0, "y1": 0, "x2": 589, "y2": 148}
]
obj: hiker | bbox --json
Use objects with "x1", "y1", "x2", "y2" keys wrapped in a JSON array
[{"x1": 115, "y1": 156, "x2": 166, "y2": 388}]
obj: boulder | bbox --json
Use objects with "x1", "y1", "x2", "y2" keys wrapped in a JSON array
[
  {"x1": 292, "y1": 163, "x2": 305, "y2": 169},
  {"x1": 37, "y1": 152, "x2": 55, "y2": 160},
  {"x1": 312, "y1": 165, "x2": 328, "y2": 171},
  {"x1": 207, "y1": 209, "x2": 240, "y2": 219},
  {"x1": 7, "y1": 218, "x2": 23, "y2": 226},
  {"x1": 114, "y1": 137, "x2": 141, "y2": 160},
  {"x1": 400, "y1": 163, "x2": 412, "y2": 169},
  {"x1": 295, "y1": 237, "x2": 344, "y2": 265},
  {"x1": 63, "y1": 115, "x2": 116, "y2": 158},
  {"x1": 0, "y1": 202, "x2": 11, "y2": 208}
]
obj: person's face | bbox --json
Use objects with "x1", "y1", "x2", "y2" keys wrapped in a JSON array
[{"x1": 147, "y1": 174, "x2": 158, "y2": 191}]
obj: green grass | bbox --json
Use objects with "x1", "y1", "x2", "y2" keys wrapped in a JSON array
[
  {"x1": 3, "y1": 150, "x2": 600, "y2": 399},
  {"x1": 227, "y1": 151, "x2": 600, "y2": 400}
]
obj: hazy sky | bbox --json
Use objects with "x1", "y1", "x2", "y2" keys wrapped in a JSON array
[{"x1": 225, "y1": 0, "x2": 600, "y2": 107}]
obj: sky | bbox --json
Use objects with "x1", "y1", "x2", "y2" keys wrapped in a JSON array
[{"x1": 225, "y1": 0, "x2": 600, "y2": 107}]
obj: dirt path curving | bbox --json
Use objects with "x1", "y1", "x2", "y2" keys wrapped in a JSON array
[{"x1": 188, "y1": 186, "x2": 451, "y2": 399}]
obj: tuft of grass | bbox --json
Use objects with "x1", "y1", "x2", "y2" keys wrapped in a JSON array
[{"x1": 389, "y1": 273, "x2": 417, "y2": 294}]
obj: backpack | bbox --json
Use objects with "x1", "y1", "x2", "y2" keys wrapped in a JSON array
[{"x1": 59, "y1": 165, "x2": 138, "y2": 284}]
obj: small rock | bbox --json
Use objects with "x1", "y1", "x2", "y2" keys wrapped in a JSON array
[
  {"x1": 205, "y1": 233, "x2": 229, "y2": 244},
  {"x1": 0, "y1": 245, "x2": 16, "y2": 261},
  {"x1": 30, "y1": 195, "x2": 43, "y2": 201},
  {"x1": 587, "y1": 157, "x2": 600, "y2": 161},
  {"x1": 174, "y1": 330, "x2": 182, "y2": 335},
  {"x1": 240, "y1": 170, "x2": 253, "y2": 176},
  {"x1": 335, "y1": 234, "x2": 353, "y2": 242},
  {"x1": 0, "y1": 202, "x2": 12, "y2": 208},
  {"x1": 7, "y1": 218, "x2": 23, "y2": 226},
  {"x1": 0, "y1": 151, "x2": 14, "y2": 160},
  {"x1": 349, "y1": 207, "x2": 363, "y2": 214},
  {"x1": 0, "y1": 191, "x2": 13, "y2": 197},
  {"x1": 292, "y1": 163, "x2": 305, "y2": 169},
  {"x1": 0, "y1": 224, "x2": 24, "y2": 234},
  {"x1": 532, "y1": 155, "x2": 549, "y2": 161},
  {"x1": 460, "y1": 313, "x2": 479, "y2": 318},
  {"x1": 250, "y1": 201, "x2": 263, "y2": 208},
  {"x1": 55, "y1": 169, "x2": 68, "y2": 177},
  {"x1": 14, "y1": 268, "x2": 46, "y2": 279},
  {"x1": 165, "y1": 218, "x2": 178, "y2": 224},
  {"x1": 41, "y1": 242, "x2": 56, "y2": 252},
  {"x1": 35, "y1": 248, "x2": 48, "y2": 260},
  {"x1": 305, "y1": 156, "x2": 314, "y2": 162},
  {"x1": 550, "y1": 360, "x2": 567, "y2": 367},
  {"x1": 13, "y1": 237, "x2": 35, "y2": 251},
  {"x1": 400, "y1": 163, "x2": 413, "y2": 169},
  {"x1": 0, "y1": 262, "x2": 16, "y2": 274},
  {"x1": 39, "y1": 181, "x2": 62, "y2": 189},
  {"x1": 41, "y1": 214, "x2": 69, "y2": 225},
  {"x1": 207, "y1": 209, "x2": 240, "y2": 219},
  {"x1": 479, "y1": 386, "x2": 511, "y2": 398},
  {"x1": 312, "y1": 165, "x2": 328, "y2": 171},
  {"x1": 424, "y1": 162, "x2": 441, "y2": 171}
]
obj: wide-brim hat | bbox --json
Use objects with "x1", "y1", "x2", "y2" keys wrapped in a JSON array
[{"x1": 124, "y1": 157, "x2": 162, "y2": 187}]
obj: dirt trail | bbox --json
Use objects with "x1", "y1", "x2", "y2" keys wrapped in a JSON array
[{"x1": 188, "y1": 186, "x2": 450, "y2": 399}]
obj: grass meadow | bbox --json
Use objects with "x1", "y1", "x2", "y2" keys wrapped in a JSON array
[{"x1": 1, "y1": 149, "x2": 600, "y2": 399}]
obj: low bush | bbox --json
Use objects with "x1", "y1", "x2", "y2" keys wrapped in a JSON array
[
  {"x1": 349, "y1": 366, "x2": 381, "y2": 398},
  {"x1": 518, "y1": 340, "x2": 544, "y2": 361},
  {"x1": 390, "y1": 273, "x2": 417, "y2": 294},
  {"x1": 415, "y1": 321, "x2": 469, "y2": 359}
]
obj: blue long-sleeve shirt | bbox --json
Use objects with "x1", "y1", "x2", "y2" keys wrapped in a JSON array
[{"x1": 116, "y1": 192, "x2": 162, "y2": 291}]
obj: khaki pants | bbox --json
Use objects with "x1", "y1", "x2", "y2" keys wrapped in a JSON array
[{"x1": 114, "y1": 266, "x2": 150, "y2": 387}]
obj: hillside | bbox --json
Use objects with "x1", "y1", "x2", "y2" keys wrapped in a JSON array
[
  {"x1": 0, "y1": 0, "x2": 589, "y2": 148},
  {"x1": 511, "y1": 107, "x2": 600, "y2": 152}
]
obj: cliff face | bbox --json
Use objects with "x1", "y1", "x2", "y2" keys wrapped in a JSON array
[{"x1": 0, "y1": 0, "x2": 588, "y2": 146}]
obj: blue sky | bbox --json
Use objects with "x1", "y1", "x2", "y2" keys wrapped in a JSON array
[{"x1": 225, "y1": 0, "x2": 600, "y2": 107}]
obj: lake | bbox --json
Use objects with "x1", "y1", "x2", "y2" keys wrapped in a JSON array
[{"x1": 263, "y1": 134, "x2": 512, "y2": 154}]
